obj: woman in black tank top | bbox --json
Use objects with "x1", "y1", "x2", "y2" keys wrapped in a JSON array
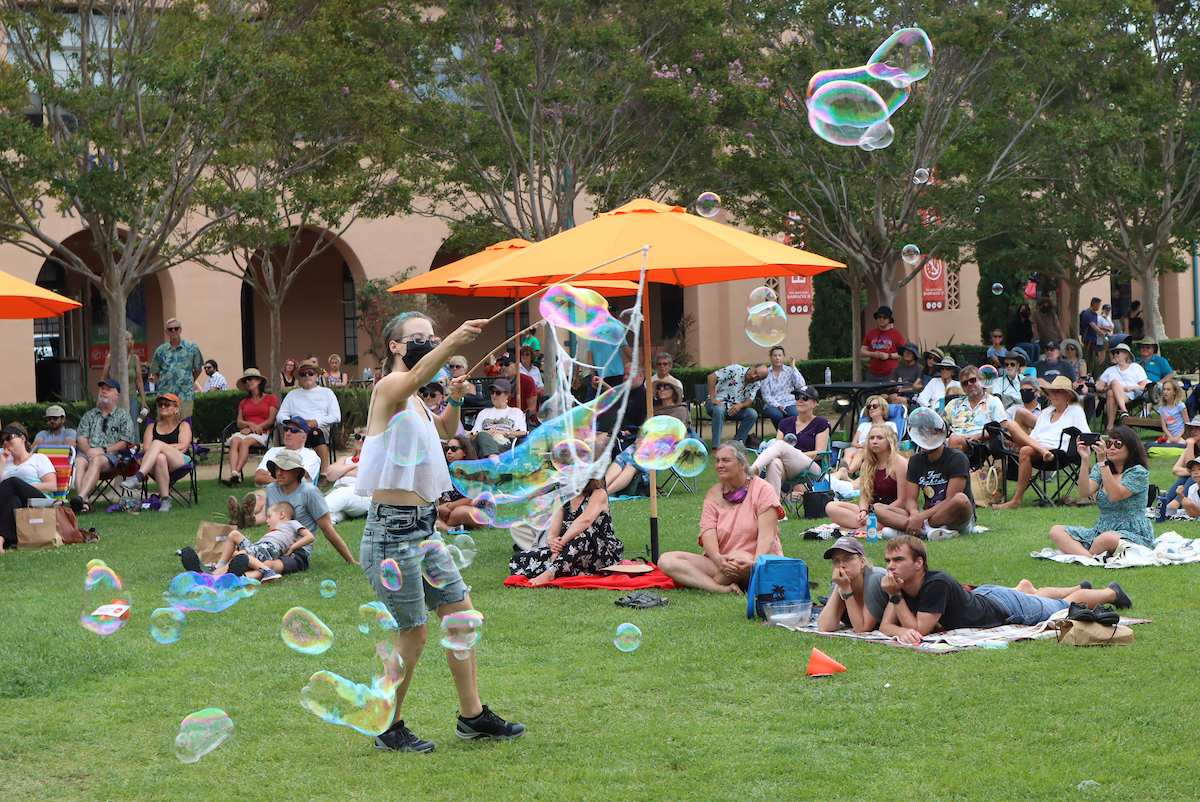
[
  {"x1": 120, "y1": 392, "x2": 192, "y2": 508},
  {"x1": 825, "y1": 424, "x2": 908, "y2": 531}
]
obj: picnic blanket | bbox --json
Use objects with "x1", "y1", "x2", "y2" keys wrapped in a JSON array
[
  {"x1": 1032, "y1": 532, "x2": 1200, "y2": 568},
  {"x1": 801, "y1": 522, "x2": 991, "y2": 541},
  {"x1": 779, "y1": 609, "x2": 1152, "y2": 654},
  {"x1": 504, "y1": 567, "x2": 677, "y2": 590}
]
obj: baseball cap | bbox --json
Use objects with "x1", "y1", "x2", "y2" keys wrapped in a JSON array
[
  {"x1": 794, "y1": 385, "x2": 820, "y2": 402},
  {"x1": 491, "y1": 378, "x2": 513, "y2": 393},
  {"x1": 282, "y1": 415, "x2": 310, "y2": 433},
  {"x1": 1045, "y1": 341, "x2": 1060, "y2": 351},
  {"x1": 44, "y1": 404, "x2": 66, "y2": 418},
  {"x1": 97, "y1": 378, "x2": 121, "y2": 393},
  {"x1": 823, "y1": 536, "x2": 866, "y2": 559}
]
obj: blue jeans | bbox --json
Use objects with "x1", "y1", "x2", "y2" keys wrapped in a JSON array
[
  {"x1": 705, "y1": 400, "x2": 757, "y2": 449},
  {"x1": 762, "y1": 404, "x2": 797, "y2": 431},
  {"x1": 1165, "y1": 476, "x2": 1194, "y2": 506},
  {"x1": 973, "y1": 585, "x2": 1068, "y2": 626}
]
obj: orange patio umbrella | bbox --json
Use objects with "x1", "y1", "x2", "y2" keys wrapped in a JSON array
[
  {"x1": 0, "y1": 268, "x2": 82, "y2": 318},
  {"x1": 449, "y1": 199, "x2": 847, "y2": 560}
]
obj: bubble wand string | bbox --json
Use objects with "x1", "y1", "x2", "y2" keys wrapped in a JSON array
[{"x1": 466, "y1": 246, "x2": 650, "y2": 376}]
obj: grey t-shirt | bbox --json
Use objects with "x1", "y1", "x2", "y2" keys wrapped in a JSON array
[
  {"x1": 256, "y1": 519, "x2": 306, "y2": 554},
  {"x1": 34, "y1": 428, "x2": 78, "y2": 446},
  {"x1": 265, "y1": 481, "x2": 329, "y2": 559},
  {"x1": 829, "y1": 566, "x2": 888, "y2": 629}
]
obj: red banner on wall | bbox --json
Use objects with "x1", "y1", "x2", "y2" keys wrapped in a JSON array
[
  {"x1": 922, "y1": 259, "x2": 946, "y2": 311},
  {"x1": 785, "y1": 275, "x2": 812, "y2": 315}
]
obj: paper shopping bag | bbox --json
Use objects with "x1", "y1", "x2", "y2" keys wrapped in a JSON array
[
  {"x1": 16, "y1": 508, "x2": 64, "y2": 549},
  {"x1": 195, "y1": 520, "x2": 236, "y2": 565}
]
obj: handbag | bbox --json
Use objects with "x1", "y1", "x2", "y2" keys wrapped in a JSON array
[
  {"x1": 16, "y1": 508, "x2": 64, "y2": 549},
  {"x1": 971, "y1": 458, "x2": 1004, "y2": 506},
  {"x1": 803, "y1": 489, "x2": 835, "y2": 519},
  {"x1": 195, "y1": 518, "x2": 236, "y2": 565},
  {"x1": 1055, "y1": 619, "x2": 1134, "y2": 647}
]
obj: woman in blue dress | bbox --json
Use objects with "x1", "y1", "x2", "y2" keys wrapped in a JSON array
[{"x1": 1050, "y1": 425, "x2": 1154, "y2": 556}]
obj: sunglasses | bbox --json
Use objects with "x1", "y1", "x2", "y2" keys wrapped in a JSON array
[
  {"x1": 156, "y1": 400, "x2": 176, "y2": 407},
  {"x1": 490, "y1": 389, "x2": 507, "y2": 395},
  {"x1": 284, "y1": 427, "x2": 304, "y2": 435},
  {"x1": 2, "y1": 433, "x2": 19, "y2": 443},
  {"x1": 298, "y1": 371, "x2": 316, "y2": 377},
  {"x1": 419, "y1": 390, "x2": 440, "y2": 398},
  {"x1": 353, "y1": 433, "x2": 365, "y2": 441},
  {"x1": 443, "y1": 444, "x2": 463, "y2": 453},
  {"x1": 450, "y1": 365, "x2": 465, "y2": 370},
  {"x1": 1107, "y1": 438, "x2": 1125, "y2": 449},
  {"x1": 992, "y1": 334, "x2": 1003, "y2": 339},
  {"x1": 1003, "y1": 362, "x2": 1019, "y2": 368},
  {"x1": 166, "y1": 326, "x2": 181, "y2": 332},
  {"x1": 962, "y1": 376, "x2": 979, "y2": 385},
  {"x1": 867, "y1": 403, "x2": 881, "y2": 410}
]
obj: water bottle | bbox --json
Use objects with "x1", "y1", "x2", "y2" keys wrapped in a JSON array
[
  {"x1": 824, "y1": 367, "x2": 832, "y2": 384},
  {"x1": 866, "y1": 512, "x2": 878, "y2": 542}
]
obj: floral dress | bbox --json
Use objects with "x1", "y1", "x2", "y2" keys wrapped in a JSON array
[
  {"x1": 509, "y1": 494, "x2": 624, "y2": 578},
  {"x1": 1063, "y1": 464, "x2": 1154, "y2": 548}
]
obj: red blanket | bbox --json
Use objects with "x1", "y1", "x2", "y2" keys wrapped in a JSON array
[{"x1": 504, "y1": 567, "x2": 677, "y2": 590}]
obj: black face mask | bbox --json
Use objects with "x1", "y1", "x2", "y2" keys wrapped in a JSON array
[
  {"x1": 1021, "y1": 388, "x2": 1037, "y2": 403},
  {"x1": 402, "y1": 339, "x2": 435, "y2": 369},
  {"x1": 1020, "y1": 310, "x2": 1030, "y2": 318}
]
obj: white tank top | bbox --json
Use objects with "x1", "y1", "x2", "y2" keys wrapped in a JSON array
[{"x1": 355, "y1": 396, "x2": 452, "y2": 502}]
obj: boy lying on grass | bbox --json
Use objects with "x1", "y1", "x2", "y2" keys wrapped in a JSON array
[{"x1": 179, "y1": 501, "x2": 313, "y2": 583}]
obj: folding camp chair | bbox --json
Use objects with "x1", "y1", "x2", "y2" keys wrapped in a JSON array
[
  {"x1": 91, "y1": 450, "x2": 140, "y2": 505},
  {"x1": 984, "y1": 422, "x2": 1084, "y2": 506},
  {"x1": 131, "y1": 418, "x2": 203, "y2": 508},
  {"x1": 831, "y1": 403, "x2": 908, "y2": 467},
  {"x1": 778, "y1": 447, "x2": 834, "y2": 521},
  {"x1": 217, "y1": 421, "x2": 274, "y2": 485},
  {"x1": 33, "y1": 444, "x2": 76, "y2": 501}
]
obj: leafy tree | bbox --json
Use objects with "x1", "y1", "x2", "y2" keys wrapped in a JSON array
[
  {"x1": 357, "y1": 270, "x2": 450, "y2": 363},
  {"x1": 808, "y1": 269, "x2": 856, "y2": 360},
  {"x1": 722, "y1": 1, "x2": 1063, "y2": 378},
  {"x1": 0, "y1": 1, "x2": 313, "y2": 387}
]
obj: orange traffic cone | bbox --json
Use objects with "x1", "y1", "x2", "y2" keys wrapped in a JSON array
[{"x1": 806, "y1": 647, "x2": 846, "y2": 676}]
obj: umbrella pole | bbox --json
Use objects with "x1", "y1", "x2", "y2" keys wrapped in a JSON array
[{"x1": 641, "y1": 287, "x2": 660, "y2": 563}]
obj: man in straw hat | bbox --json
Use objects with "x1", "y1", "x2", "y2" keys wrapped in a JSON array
[
  {"x1": 1135, "y1": 338, "x2": 1176, "y2": 384},
  {"x1": 992, "y1": 376, "x2": 1090, "y2": 509},
  {"x1": 1096, "y1": 342, "x2": 1148, "y2": 429}
]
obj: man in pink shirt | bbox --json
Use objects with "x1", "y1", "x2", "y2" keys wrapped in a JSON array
[{"x1": 860, "y1": 306, "x2": 907, "y2": 381}]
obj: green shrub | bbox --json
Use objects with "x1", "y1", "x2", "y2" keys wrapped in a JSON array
[{"x1": 1160, "y1": 338, "x2": 1200, "y2": 372}]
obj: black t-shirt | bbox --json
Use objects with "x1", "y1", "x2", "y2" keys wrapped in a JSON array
[
  {"x1": 906, "y1": 447, "x2": 975, "y2": 509},
  {"x1": 901, "y1": 570, "x2": 1007, "y2": 630},
  {"x1": 1033, "y1": 359, "x2": 1078, "y2": 383}
]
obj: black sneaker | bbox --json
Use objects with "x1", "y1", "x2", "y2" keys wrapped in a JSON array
[
  {"x1": 1092, "y1": 604, "x2": 1120, "y2": 625},
  {"x1": 1066, "y1": 601, "x2": 1095, "y2": 622},
  {"x1": 455, "y1": 705, "x2": 525, "y2": 741},
  {"x1": 179, "y1": 546, "x2": 211, "y2": 575},
  {"x1": 1108, "y1": 581, "x2": 1132, "y2": 610},
  {"x1": 227, "y1": 553, "x2": 250, "y2": 577},
  {"x1": 374, "y1": 721, "x2": 436, "y2": 753}
]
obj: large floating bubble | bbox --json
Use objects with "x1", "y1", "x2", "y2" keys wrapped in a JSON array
[
  {"x1": 807, "y1": 79, "x2": 889, "y2": 128},
  {"x1": 383, "y1": 410, "x2": 430, "y2": 467},
  {"x1": 358, "y1": 600, "x2": 399, "y2": 636},
  {"x1": 614, "y1": 622, "x2": 643, "y2": 652},
  {"x1": 977, "y1": 364, "x2": 999, "y2": 389},
  {"x1": 418, "y1": 539, "x2": 457, "y2": 589},
  {"x1": 673, "y1": 438, "x2": 710, "y2": 478},
  {"x1": 150, "y1": 607, "x2": 186, "y2": 644},
  {"x1": 634, "y1": 416, "x2": 688, "y2": 470},
  {"x1": 300, "y1": 664, "x2": 405, "y2": 737},
  {"x1": 907, "y1": 407, "x2": 947, "y2": 450},
  {"x1": 539, "y1": 284, "x2": 625, "y2": 346},
  {"x1": 453, "y1": 534, "x2": 477, "y2": 570},
  {"x1": 281, "y1": 607, "x2": 334, "y2": 655},
  {"x1": 747, "y1": 286, "x2": 778, "y2": 313},
  {"x1": 174, "y1": 708, "x2": 234, "y2": 763},
  {"x1": 164, "y1": 571, "x2": 258, "y2": 613},
  {"x1": 439, "y1": 610, "x2": 484, "y2": 660},
  {"x1": 81, "y1": 563, "x2": 130, "y2": 636},
  {"x1": 866, "y1": 27, "x2": 934, "y2": 87},
  {"x1": 745, "y1": 303, "x2": 788, "y2": 347},
  {"x1": 379, "y1": 558, "x2": 402, "y2": 591},
  {"x1": 695, "y1": 192, "x2": 722, "y2": 218}
]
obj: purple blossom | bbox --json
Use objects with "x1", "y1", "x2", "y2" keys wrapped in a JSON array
[
  {"x1": 388, "y1": 79, "x2": 399, "y2": 90},
  {"x1": 744, "y1": 132, "x2": 754, "y2": 139},
  {"x1": 494, "y1": 38, "x2": 505, "y2": 53},
  {"x1": 342, "y1": 86, "x2": 350, "y2": 95},
  {"x1": 693, "y1": 51, "x2": 704, "y2": 61}
]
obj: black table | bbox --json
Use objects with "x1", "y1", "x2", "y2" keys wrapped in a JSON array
[{"x1": 809, "y1": 381, "x2": 901, "y2": 438}]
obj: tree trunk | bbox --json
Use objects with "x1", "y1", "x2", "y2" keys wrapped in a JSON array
[
  {"x1": 1060, "y1": 278, "x2": 1082, "y2": 339},
  {"x1": 848, "y1": 271, "x2": 863, "y2": 381},
  {"x1": 103, "y1": 283, "x2": 129, "y2": 408},
  {"x1": 1133, "y1": 265, "x2": 1165, "y2": 340},
  {"x1": 268, "y1": 298, "x2": 284, "y2": 396}
]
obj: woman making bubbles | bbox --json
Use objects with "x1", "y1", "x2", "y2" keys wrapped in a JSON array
[{"x1": 356, "y1": 311, "x2": 524, "y2": 752}]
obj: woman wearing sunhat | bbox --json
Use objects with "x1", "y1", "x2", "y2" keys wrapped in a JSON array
[
  {"x1": 915, "y1": 355, "x2": 961, "y2": 409},
  {"x1": 221, "y1": 368, "x2": 279, "y2": 486},
  {"x1": 1096, "y1": 342, "x2": 1149, "y2": 430},
  {"x1": 992, "y1": 376, "x2": 1090, "y2": 509}
]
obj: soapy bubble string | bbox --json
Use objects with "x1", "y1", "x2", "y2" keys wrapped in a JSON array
[{"x1": 466, "y1": 246, "x2": 652, "y2": 377}]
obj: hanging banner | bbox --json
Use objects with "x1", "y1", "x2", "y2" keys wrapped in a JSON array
[
  {"x1": 922, "y1": 259, "x2": 946, "y2": 311},
  {"x1": 785, "y1": 275, "x2": 812, "y2": 315}
]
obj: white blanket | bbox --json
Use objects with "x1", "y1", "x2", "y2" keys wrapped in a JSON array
[{"x1": 1031, "y1": 532, "x2": 1200, "y2": 568}]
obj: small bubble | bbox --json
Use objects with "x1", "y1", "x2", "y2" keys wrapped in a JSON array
[
  {"x1": 974, "y1": 207, "x2": 981, "y2": 214},
  {"x1": 913, "y1": 168, "x2": 930, "y2": 184},
  {"x1": 901, "y1": 244, "x2": 921, "y2": 265},
  {"x1": 977, "y1": 194, "x2": 985, "y2": 203},
  {"x1": 614, "y1": 622, "x2": 642, "y2": 652},
  {"x1": 1108, "y1": 103, "x2": 1115, "y2": 110},
  {"x1": 991, "y1": 283, "x2": 1004, "y2": 295},
  {"x1": 379, "y1": 558, "x2": 402, "y2": 591},
  {"x1": 695, "y1": 192, "x2": 722, "y2": 218},
  {"x1": 280, "y1": 607, "x2": 334, "y2": 655},
  {"x1": 319, "y1": 580, "x2": 337, "y2": 598},
  {"x1": 174, "y1": 708, "x2": 234, "y2": 763},
  {"x1": 150, "y1": 607, "x2": 185, "y2": 644}
]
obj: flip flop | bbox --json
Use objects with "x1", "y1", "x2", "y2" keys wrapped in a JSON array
[{"x1": 628, "y1": 592, "x2": 668, "y2": 609}]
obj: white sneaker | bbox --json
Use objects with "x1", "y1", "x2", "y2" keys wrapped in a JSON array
[
  {"x1": 159, "y1": 499, "x2": 172, "y2": 513},
  {"x1": 926, "y1": 527, "x2": 958, "y2": 541},
  {"x1": 120, "y1": 475, "x2": 141, "y2": 491},
  {"x1": 880, "y1": 526, "x2": 903, "y2": 539}
]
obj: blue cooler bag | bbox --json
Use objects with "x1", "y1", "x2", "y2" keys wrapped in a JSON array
[{"x1": 746, "y1": 555, "x2": 810, "y2": 619}]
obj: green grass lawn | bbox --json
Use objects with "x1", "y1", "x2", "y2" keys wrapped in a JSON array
[{"x1": 2, "y1": 455, "x2": 1199, "y2": 802}]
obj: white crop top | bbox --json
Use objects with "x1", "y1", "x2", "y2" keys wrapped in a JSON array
[{"x1": 355, "y1": 396, "x2": 453, "y2": 502}]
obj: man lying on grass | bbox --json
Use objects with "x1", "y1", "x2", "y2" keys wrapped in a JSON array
[{"x1": 879, "y1": 535, "x2": 1132, "y2": 644}]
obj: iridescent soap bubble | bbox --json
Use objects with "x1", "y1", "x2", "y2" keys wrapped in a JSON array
[
  {"x1": 977, "y1": 364, "x2": 999, "y2": 389},
  {"x1": 745, "y1": 303, "x2": 788, "y2": 347},
  {"x1": 808, "y1": 66, "x2": 910, "y2": 118},
  {"x1": 1108, "y1": 103, "x2": 1115, "y2": 110},
  {"x1": 358, "y1": 600, "x2": 399, "y2": 635},
  {"x1": 634, "y1": 416, "x2": 687, "y2": 470},
  {"x1": 865, "y1": 27, "x2": 934, "y2": 88},
  {"x1": 913, "y1": 168, "x2": 930, "y2": 184},
  {"x1": 281, "y1": 607, "x2": 334, "y2": 655},
  {"x1": 439, "y1": 610, "x2": 484, "y2": 659},
  {"x1": 379, "y1": 558, "x2": 402, "y2": 591},
  {"x1": 901, "y1": 244, "x2": 921, "y2": 265},
  {"x1": 174, "y1": 708, "x2": 234, "y2": 764},
  {"x1": 164, "y1": 571, "x2": 258, "y2": 613},
  {"x1": 539, "y1": 284, "x2": 625, "y2": 346},
  {"x1": 319, "y1": 579, "x2": 337, "y2": 598},
  {"x1": 747, "y1": 286, "x2": 779, "y2": 313},
  {"x1": 614, "y1": 622, "x2": 642, "y2": 652},
  {"x1": 453, "y1": 534, "x2": 477, "y2": 569},
  {"x1": 973, "y1": 207, "x2": 980, "y2": 214},
  {"x1": 857, "y1": 120, "x2": 895, "y2": 150},
  {"x1": 551, "y1": 438, "x2": 592, "y2": 470},
  {"x1": 418, "y1": 539, "x2": 457, "y2": 589},
  {"x1": 977, "y1": 195, "x2": 985, "y2": 203},
  {"x1": 673, "y1": 438, "x2": 710, "y2": 478},
  {"x1": 150, "y1": 607, "x2": 185, "y2": 644},
  {"x1": 80, "y1": 563, "x2": 130, "y2": 636},
  {"x1": 695, "y1": 192, "x2": 722, "y2": 218},
  {"x1": 991, "y1": 283, "x2": 1004, "y2": 296},
  {"x1": 299, "y1": 661, "x2": 405, "y2": 737},
  {"x1": 907, "y1": 407, "x2": 947, "y2": 450},
  {"x1": 86, "y1": 558, "x2": 106, "y2": 570},
  {"x1": 808, "y1": 79, "x2": 888, "y2": 129},
  {"x1": 783, "y1": 433, "x2": 798, "y2": 446},
  {"x1": 384, "y1": 410, "x2": 430, "y2": 467}
]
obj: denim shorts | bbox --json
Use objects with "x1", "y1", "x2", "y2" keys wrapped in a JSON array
[
  {"x1": 973, "y1": 585, "x2": 1068, "y2": 626},
  {"x1": 360, "y1": 502, "x2": 469, "y2": 629}
]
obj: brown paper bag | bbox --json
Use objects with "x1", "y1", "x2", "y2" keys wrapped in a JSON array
[
  {"x1": 16, "y1": 508, "x2": 64, "y2": 549},
  {"x1": 195, "y1": 520, "x2": 236, "y2": 565},
  {"x1": 1056, "y1": 618, "x2": 1135, "y2": 646},
  {"x1": 971, "y1": 458, "x2": 1004, "y2": 506}
]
